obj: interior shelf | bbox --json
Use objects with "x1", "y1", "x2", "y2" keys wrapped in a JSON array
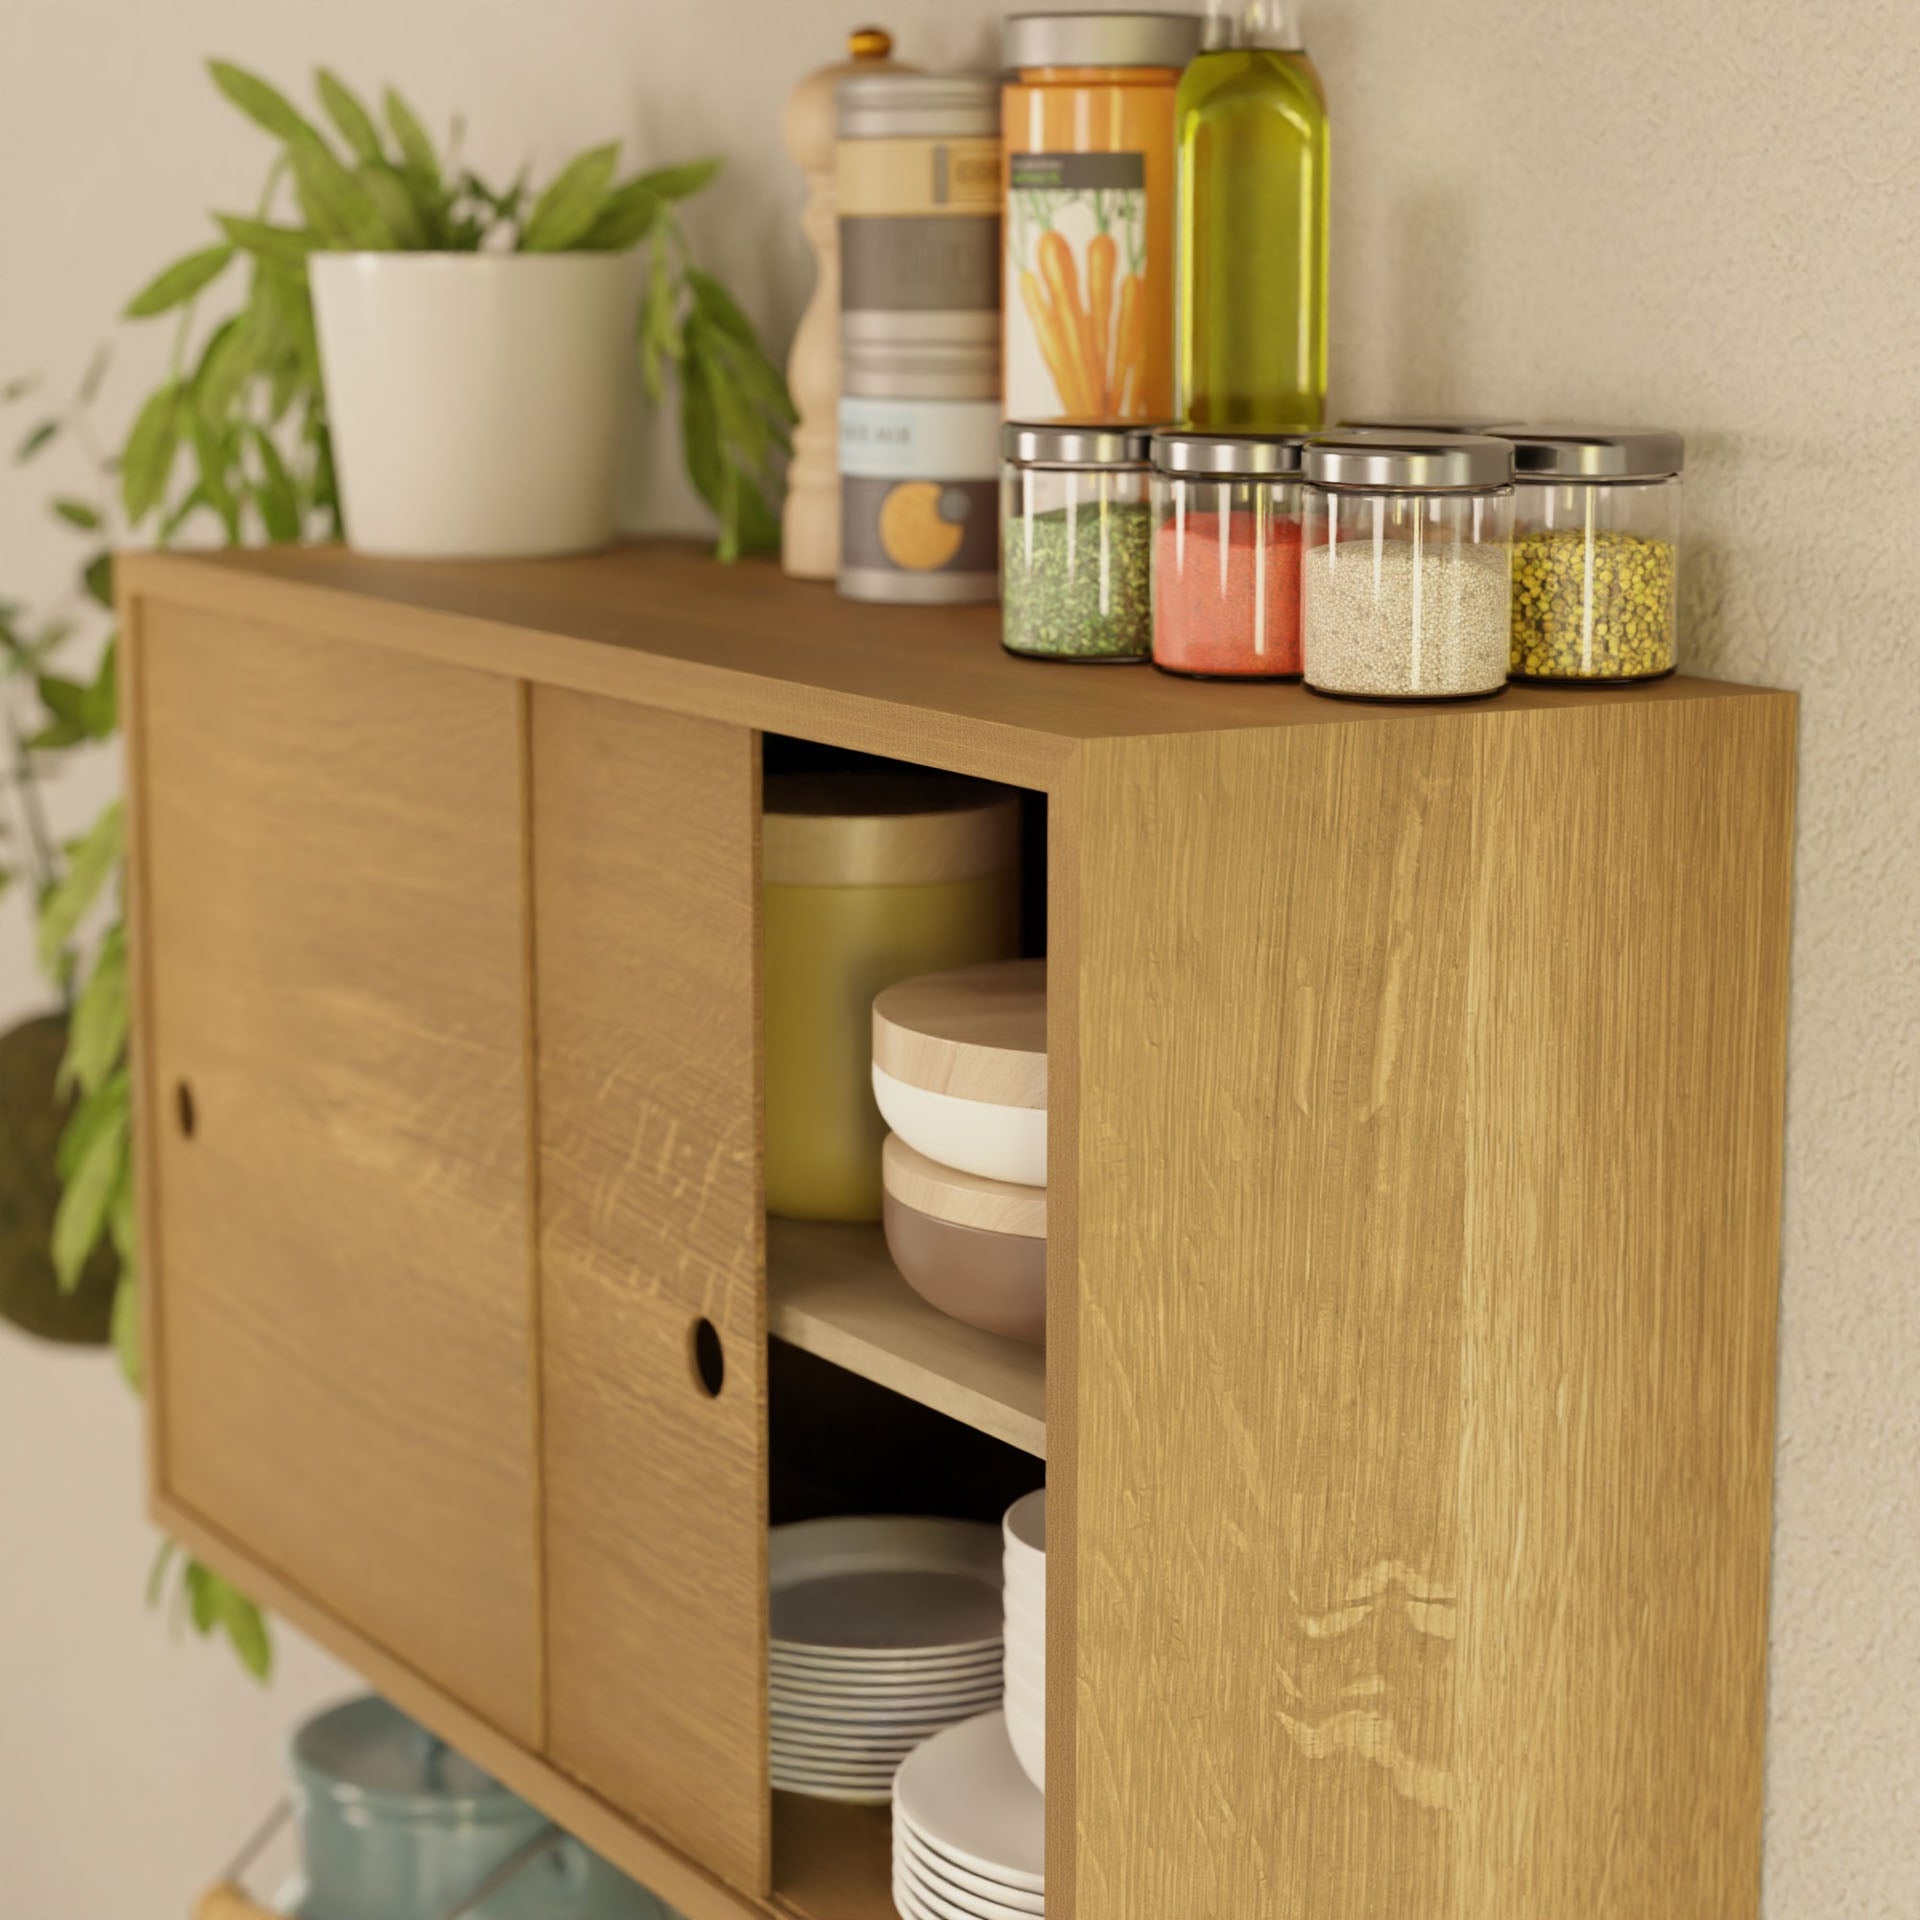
[
  {"x1": 771, "y1": 1795, "x2": 894, "y2": 1920},
  {"x1": 768, "y1": 1219, "x2": 1046, "y2": 1459}
]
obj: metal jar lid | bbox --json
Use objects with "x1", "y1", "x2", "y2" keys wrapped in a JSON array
[
  {"x1": 1337, "y1": 410, "x2": 1517, "y2": 435},
  {"x1": 291, "y1": 1696, "x2": 522, "y2": 1821},
  {"x1": 1150, "y1": 429, "x2": 1306, "y2": 476},
  {"x1": 1303, "y1": 430, "x2": 1514, "y2": 492},
  {"x1": 837, "y1": 73, "x2": 1001, "y2": 139},
  {"x1": 1003, "y1": 11, "x2": 1204, "y2": 71},
  {"x1": 1001, "y1": 420, "x2": 1158, "y2": 468},
  {"x1": 1500, "y1": 425, "x2": 1685, "y2": 482}
]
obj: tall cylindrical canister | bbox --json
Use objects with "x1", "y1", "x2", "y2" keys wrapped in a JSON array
[
  {"x1": 764, "y1": 771, "x2": 1022, "y2": 1222},
  {"x1": 1002, "y1": 12, "x2": 1200, "y2": 423},
  {"x1": 1176, "y1": 0, "x2": 1330, "y2": 430},
  {"x1": 837, "y1": 74, "x2": 1003, "y2": 604}
]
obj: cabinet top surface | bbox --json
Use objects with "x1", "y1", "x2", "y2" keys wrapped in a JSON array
[{"x1": 122, "y1": 541, "x2": 1785, "y2": 788}]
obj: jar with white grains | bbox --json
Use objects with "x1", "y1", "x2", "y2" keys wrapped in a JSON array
[{"x1": 1301, "y1": 431, "x2": 1514, "y2": 702}]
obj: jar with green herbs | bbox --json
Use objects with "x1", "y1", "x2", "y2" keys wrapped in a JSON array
[
  {"x1": 1506, "y1": 426, "x2": 1683, "y2": 683},
  {"x1": 1001, "y1": 422, "x2": 1155, "y2": 661}
]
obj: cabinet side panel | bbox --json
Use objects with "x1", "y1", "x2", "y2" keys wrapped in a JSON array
[
  {"x1": 531, "y1": 691, "x2": 768, "y2": 1894},
  {"x1": 1458, "y1": 693, "x2": 1794, "y2": 1918},
  {"x1": 137, "y1": 602, "x2": 539, "y2": 1739},
  {"x1": 1071, "y1": 722, "x2": 1477, "y2": 1920}
]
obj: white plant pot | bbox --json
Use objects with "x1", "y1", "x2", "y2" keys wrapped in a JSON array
[{"x1": 310, "y1": 252, "x2": 644, "y2": 559}]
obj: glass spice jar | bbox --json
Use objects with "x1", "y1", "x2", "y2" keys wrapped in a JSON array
[
  {"x1": 1301, "y1": 430, "x2": 1515, "y2": 703},
  {"x1": 1150, "y1": 429, "x2": 1306, "y2": 678},
  {"x1": 1001, "y1": 421, "x2": 1156, "y2": 662},
  {"x1": 1504, "y1": 426, "x2": 1684, "y2": 683}
]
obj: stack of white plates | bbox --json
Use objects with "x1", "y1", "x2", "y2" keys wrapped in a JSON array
[
  {"x1": 770, "y1": 1517, "x2": 1004, "y2": 1804},
  {"x1": 1002, "y1": 1490, "x2": 1044, "y2": 1792},
  {"x1": 892, "y1": 1710, "x2": 1045, "y2": 1919}
]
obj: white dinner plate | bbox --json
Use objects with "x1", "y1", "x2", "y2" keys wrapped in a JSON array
[
  {"x1": 770, "y1": 1517, "x2": 1003, "y2": 1653},
  {"x1": 894, "y1": 1712, "x2": 1045, "y2": 1891},
  {"x1": 770, "y1": 1772, "x2": 892, "y2": 1806},
  {"x1": 897, "y1": 1823, "x2": 1046, "y2": 1915},
  {"x1": 773, "y1": 1644, "x2": 1004, "y2": 1679},
  {"x1": 772, "y1": 1722, "x2": 942, "y2": 1756},
  {"x1": 773, "y1": 1672, "x2": 1005, "y2": 1711},
  {"x1": 896, "y1": 1865, "x2": 1042, "y2": 1920},
  {"x1": 774, "y1": 1694, "x2": 994, "y2": 1732}
]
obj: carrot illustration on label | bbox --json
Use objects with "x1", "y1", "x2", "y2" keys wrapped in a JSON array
[
  {"x1": 1112, "y1": 271, "x2": 1145, "y2": 418},
  {"x1": 1087, "y1": 229, "x2": 1118, "y2": 415},
  {"x1": 1020, "y1": 270, "x2": 1079, "y2": 420},
  {"x1": 1038, "y1": 228, "x2": 1097, "y2": 415}
]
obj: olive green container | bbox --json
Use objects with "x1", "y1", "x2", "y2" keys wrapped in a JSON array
[{"x1": 764, "y1": 772, "x2": 1021, "y2": 1221}]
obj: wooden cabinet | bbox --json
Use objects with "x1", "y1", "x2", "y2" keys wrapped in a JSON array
[
  {"x1": 120, "y1": 544, "x2": 1795, "y2": 1920},
  {"x1": 132, "y1": 602, "x2": 540, "y2": 1741}
]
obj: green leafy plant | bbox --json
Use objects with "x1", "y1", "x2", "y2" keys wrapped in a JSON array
[
  {"x1": 4, "y1": 62, "x2": 792, "y2": 1687},
  {"x1": 116, "y1": 60, "x2": 793, "y2": 558}
]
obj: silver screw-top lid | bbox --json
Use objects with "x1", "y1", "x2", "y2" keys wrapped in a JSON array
[
  {"x1": 1150, "y1": 428, "x2": 1306, "y2": 476},
  {"x1": 1199, "y1": 0, "x2": 1303, "y2": 52},
  {"x1": 1001, "y1": 420, "x2": 1160, "y2": 467},
  {"x1": 1499, "y1": 425, "x2": 1685, "y2": 482},
  {"x1": 1003, "y1": 11, "x2": 1204, "y2": 71},
  {"x1": 1304, "y1": 429, "x2": 1514, "y2": 492},
  {"x1": 836, "y1": 73, "x2": 1001, "y2": 139},
  {"x1": 1337, "y1": 410, "x2": 1517, "y2": 435}
]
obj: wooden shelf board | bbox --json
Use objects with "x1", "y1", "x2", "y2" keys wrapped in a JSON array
[
  {"x1": 119, "y1": 541, "x2": 1776, "y2": 793},
  {"x1": 772, "y1": 1795, "x2": 894, "y2": 1920},
  {"x1": 768, "y1": 1219, "x2": 1046, "y2": 1459}
]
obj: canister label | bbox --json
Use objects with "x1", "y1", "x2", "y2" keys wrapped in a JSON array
[
  {"x1": 840, "y1": 137, "x2": 1002, "y2": 318},
  {"x1": 1006, "y1": 152, "x2": 1149, "y2": 419},
  {"x1": 840, "y1": 396, "x2": 999, "y2": 585}
]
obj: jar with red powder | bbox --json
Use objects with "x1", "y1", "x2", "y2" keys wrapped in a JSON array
[{"x1": 1149, "y1": 430, "x2": 1306, "y2": 678}]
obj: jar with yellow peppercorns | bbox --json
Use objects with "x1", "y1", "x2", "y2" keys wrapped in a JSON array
[{"x1": 1506, "y1": 426, "x2": 1683, "y2": 683}]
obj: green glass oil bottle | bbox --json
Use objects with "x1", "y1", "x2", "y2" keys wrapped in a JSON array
[{"x1": 1176, "y1": 0, "x2": 1330, "y2": 429}]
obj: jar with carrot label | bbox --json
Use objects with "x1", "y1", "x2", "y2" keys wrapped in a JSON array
[{"x1": 1002, "y1": 12, "x2": 1200, "y2": 424}]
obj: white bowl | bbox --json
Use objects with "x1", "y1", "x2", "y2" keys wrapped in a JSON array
[
  {"x1": 1003, "y1": 1640, "x2": 1044, "y2": 1697},
  {"x1": 1002, "y1": 1573, "x2": 1044, "y2": 1633},
  {"x1": 1004, "y1": 1694, "x2": 1045, "y2": 1795},
  {"x1": 1002, "y1": 1490, "x2": 1045, "y2": 1580},
  {"x1": 874, "y1": 1065, "x2": 1047, "y2": 1188}
]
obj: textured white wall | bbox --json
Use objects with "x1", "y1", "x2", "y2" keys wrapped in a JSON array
[{"x1": 1, "y1": 2, "x2": 1914, "y2": 1915}]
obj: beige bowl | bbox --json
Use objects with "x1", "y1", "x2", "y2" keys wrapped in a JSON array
[{"x1": 881, "y1": 1135, "x2": 1045, "y2": 1346}]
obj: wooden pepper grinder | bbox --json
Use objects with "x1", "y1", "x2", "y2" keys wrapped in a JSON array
[{"x1": 781, "y1": 26, "x2": 914, "y2": 580}]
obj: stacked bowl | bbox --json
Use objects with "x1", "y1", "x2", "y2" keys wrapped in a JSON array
[
  {"x1": 873, "y1": 960, "x2": 1048, "y2": 1346},
  {"x1": 769, "y1": 1517, "x2": 1005, "y2": 1804},
  {"x1": 1001, "y1": 1491, "x2": 1045, "y2": 1792}
]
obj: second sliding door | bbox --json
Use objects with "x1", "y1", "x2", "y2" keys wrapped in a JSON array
[{"x1": 529, "y1": 690, "x2": 769, "y2": 1896}]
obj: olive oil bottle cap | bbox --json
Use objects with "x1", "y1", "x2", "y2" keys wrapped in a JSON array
[{"x1": 1201, "y1": 0, "x2": 1304, "y2": 52}]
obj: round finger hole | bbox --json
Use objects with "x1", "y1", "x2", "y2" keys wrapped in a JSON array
[{"x1": 691, "y1": 1317, "x2": 725, "y2": 1398}]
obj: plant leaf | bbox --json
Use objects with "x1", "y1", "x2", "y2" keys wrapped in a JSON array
[
  {"x1": 16, "y1": 420, "x2": 58, "y2": 462},
  {"x1": 78, "y1": 343, "x2": 112, "y2": 404},
  {"x1": 384, "y1": 87, "x2": 443, "y2": 193},
  {"x1": 37, "y1": 798, "x2": 122, "y2": 978},
  {"x1": 579, "y1": 177, "x2": 664, "y2": 252},
  {"x1": 62, "y1": 921, "x2": 128, "y2": 1097},
  {"x1": 185, "y1": 1560, "x2": 217, "y2": 1634},
  {"x1": 84, "y1": 553, "x2": 113, "y2": 609},
  {"x1": 124, "y1": 243, "x2": 235, "y2": 320},
  {"x1": 52, "y1": 1069, "x2": 129, "y2": 1291},
  {"x1": 248, "y1": 426, "x2": 301, "y2": 541},
  {"x1": 316, "y1": 68, "x2": 384, "y2": 163},
  {"x1": 209, "y1": 60, "x2": 319, "y2": 147},
  {"x1": 519, "y1": 142, "x2": 621, "y2": 253},
  {"x1": 145, "y1": 1540, "x2": 177, "y2": 1609},
  {"x1": 1, "y1": 373, "x2": 37, "y2": 404},
  {"x1": 121, "y1": 382, "x2": 182, "y2": 524},
  {"x1": 289, "y1": 138, "x2": 393, "y2": 249},
  {"x1": 356, "y1": 163, "x2": 429, "y2": 249},
  {"x1": 632, "y1": 157, "x2": 722, "y2": 202},
  {"x1": 194, "y1": 312, "x2": 256, "y2": 424},
  {"x1": 52, "y1": 498, "x2": 103, "y2": 530},
  {"x1": 216, "y1": 215, "x2": 317, "y2": 269},
  {"x1": 217, "y1": 1582, "x2": 273, "y2": 1681}
]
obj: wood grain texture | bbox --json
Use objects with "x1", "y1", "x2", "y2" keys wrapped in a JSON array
[
  {"x1": 871, "y1": 959, "x2": 1048, "y2": 1106},
  {"x1": 767, "y1": 1219, "x2": 1046, "y2": 1457},
  {"x1": 1065, "y1": 688, "x2": 1794, "y2": 1920},
  {"x1": 157, "y1": 1491, "x2": 805, "y2": 1920},
  {"x1": 131, "y1": 602, "x2": 539, "y2": 1741},
  {"x1": 531, "y1": 690, "x2": 770, "y2": 1894},
  {"x1": 770, "y1": 1796, "x2": 893, "y2": 1920},
  {"x1": 117, "y1": 544, "x2": 1768, "y2": 792}
]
